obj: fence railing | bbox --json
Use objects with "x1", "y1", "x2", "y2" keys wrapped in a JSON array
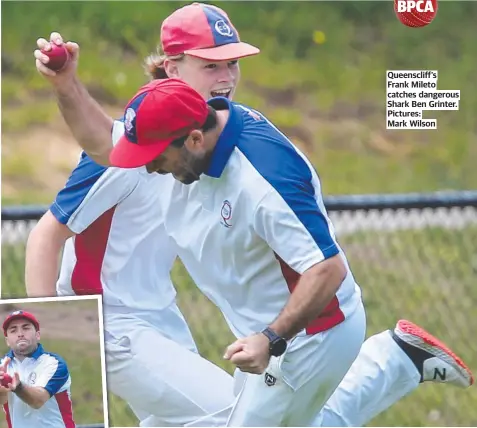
[
  {"x1": 3, "y1": 190, "x2": 477, "y2": 221},
  {"x1": 2, "y1": 190, "x2": 477, "y2": 427}
]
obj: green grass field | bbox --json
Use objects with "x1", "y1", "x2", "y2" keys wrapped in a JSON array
[
  {"x1": 2, "y1": 1, "x2": 477, "y2": 426},
  {"x1": 2, "y1": 2, "x2": 477, "y2": 204},
  {"x1": 2, "y1": 225, "x2": 476, "y2": 426}
]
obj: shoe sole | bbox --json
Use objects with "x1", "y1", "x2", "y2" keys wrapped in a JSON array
[{"x1": 395, "y1": 319, "x2": 474, "y2": 386}]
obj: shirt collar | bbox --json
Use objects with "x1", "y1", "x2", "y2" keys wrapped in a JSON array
[
  {"x1": 30, "y1": 343, "x2": 44, "y2": 360},
  {"x1": 205, "y1": 97, "x2": 244, "y2": 178},
  {"x1": 7, "y1": 344, "x2": 44, "y2": 361}
]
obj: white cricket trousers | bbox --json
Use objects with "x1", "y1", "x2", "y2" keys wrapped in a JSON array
[
  {"x1": 103, "y1": 302, "x2": 235, "y2": 427},
  {"x1": 318, "y1": 329, "x2": 420, "y2": 426},
  {"x1": 226, "y1": 301, "x2": 367, "y2": 426},
  {"x1": 188, "y1": 302, "x2": 420, "y2": 427}
]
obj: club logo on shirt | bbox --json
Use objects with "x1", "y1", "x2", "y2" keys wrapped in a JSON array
[
  {"x1": 264, "y1": 372, "x2": 276, "y2": 386},
  {"x1": 215, "y1": 20, "x2": 233, "y2": 37},
  {"x1": 28, "y1": 372, "x2": 37, "y2": 384},
  {"x1": 220, "y1": 200, "x2": 232, "y2": 228}
]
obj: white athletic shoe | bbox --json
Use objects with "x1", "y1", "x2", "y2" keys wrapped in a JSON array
[{"x1": 393, "y1": 319, "x2": 474, "y2": 388}]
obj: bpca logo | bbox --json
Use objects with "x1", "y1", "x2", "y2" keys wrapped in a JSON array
[
  {"x1": 220, "y1": 200, "x2": 232, "y2": 228},
  {"x1": 394, "y1": 0, "x2": 438, "y2": 27}
]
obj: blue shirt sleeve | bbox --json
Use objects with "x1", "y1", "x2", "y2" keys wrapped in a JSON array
[
  {"x1": 43, "y1": 355, "x2": 69, "y2": 397},
  {"x1": 50, "y1": 152, "x2": 108, "y2": 225},
  {"x1": 237, "y1": 109, "x2": 339, "y2": 259}
]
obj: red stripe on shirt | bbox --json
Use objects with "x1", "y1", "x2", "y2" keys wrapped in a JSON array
[
  {"x1": 275, "y1": 253, "x2": 345, "y2": 334},
  {"x1": 55, "y1": 390, "x2": 76, "y2": 428},
  {"x1": 71, "y1": 206, "x2": 117, "y2": 295},
  {"x1": 3, "y1": 403, "x2": 12, "y2": 428}
]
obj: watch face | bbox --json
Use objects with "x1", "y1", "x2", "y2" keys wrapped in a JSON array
[{"x1": 271, "y1": 338, "x2": 287, "y2": 356}]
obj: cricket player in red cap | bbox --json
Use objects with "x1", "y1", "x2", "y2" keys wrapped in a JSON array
[
  {"x1": 31, "y1": 2, "x2": 473, "y2": 426},
  {"x1": 0, "y1": 310, "x2": 75, "y2": 428}
]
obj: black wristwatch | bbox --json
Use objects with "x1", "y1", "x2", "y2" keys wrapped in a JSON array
[
  {"x1": 13, "y1": 381, "x2": 23, "y2": 394},
  {"x1": 261, "y1": 327, "x2": 287, "y2": 357}
]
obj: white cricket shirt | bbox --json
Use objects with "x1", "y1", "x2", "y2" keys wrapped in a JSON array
[
  {"x1": 1, "y1": 344, "x2": 74, "y2": 428},
  {"x1": 52, "y1": 147, "x2": 178, "y2": 312},
  {"x1": 113, "y1": 98, "x2": 362, "y2": 340}
]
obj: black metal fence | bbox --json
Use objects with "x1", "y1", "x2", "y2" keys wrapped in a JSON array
[{"x1": 2, "y1": 191, "x2": 477, "y2": 427}]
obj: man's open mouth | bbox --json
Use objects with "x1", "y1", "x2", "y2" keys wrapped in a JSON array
[{"x1": 211, "y1": 89, "x2": 232, "y2": 99}]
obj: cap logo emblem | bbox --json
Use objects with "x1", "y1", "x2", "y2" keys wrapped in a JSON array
[
  {"x1": 124, "y1": 108, "x2": 136, "y2": 132},
  {"x1": 215, "y1": 20, "x2": 233, "y2": 37}
]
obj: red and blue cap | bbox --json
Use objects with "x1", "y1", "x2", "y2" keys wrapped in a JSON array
[
  {"x1": 3, "y1": 310, "x2": 40, "y2": 336},
  {"x1": 110, "y1": 78, "x2": 209, "y2": 168},
  {"x1": 161, "y1": 2, "x2": 260, "y2": 61}
]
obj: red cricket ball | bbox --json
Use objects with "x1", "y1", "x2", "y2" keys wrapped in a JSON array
[
  {"x1": 394, "y1": 0, "x2": 438, "y2": 28},
  {"x1": 0, "y1": 373, "x2": 13, "y2": 388},
  {"x1": 40, "y1": 43, "x2": 70, "y2": 72}
]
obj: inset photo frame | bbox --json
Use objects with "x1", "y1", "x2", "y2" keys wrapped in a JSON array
[{"x1": 0, "y1": 296, "x2": 108, "y2": 428}]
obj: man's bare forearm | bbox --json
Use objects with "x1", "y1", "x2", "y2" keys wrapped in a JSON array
[
  {"x1": 269, "y1": 255, "x2": 347, "y2": 339},
  {"x1": 25, "y1": 211, "x2": 74, "y2": 297},
  {"x1": 14, "y1": 383, "x2": 50, "y2": 409},
  {"x1": 55, "y1": 76, "x2": 114, "y2": 166},
  {"x1": 25, "y1": 227, "x2": 62, "y2": 297}
]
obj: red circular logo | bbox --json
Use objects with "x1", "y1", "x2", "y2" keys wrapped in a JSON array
[{"x1": 394, "y1": 0, "x2": 438, "y2": 28}]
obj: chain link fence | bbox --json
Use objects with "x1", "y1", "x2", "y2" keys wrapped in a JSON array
[{"x1": 2, "y1": 191, "x2": 477, "y2": 427}]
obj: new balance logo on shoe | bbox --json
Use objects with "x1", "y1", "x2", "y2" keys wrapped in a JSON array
[
  {"x1": 393, "y1": 320, "x2": 474, "y2": 388},
  {"x1": 433, "y1": 368, "x2": 446, "y2": 381}
]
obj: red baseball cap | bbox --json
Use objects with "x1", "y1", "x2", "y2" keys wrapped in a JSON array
[
  {"x1": 110, "y1": 78, "x2": 209, "y2": 168},
  {"x1": 3, "y1": 310, "x2": 40, "y2": 336},
  {"x1": 161, "y1": 2, "x2": 260, "y2": 61}
]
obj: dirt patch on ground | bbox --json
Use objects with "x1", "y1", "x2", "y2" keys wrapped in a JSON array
[
  {"x1": 2, "y1": 105, "x2": 124, "y2": 202},
  {"x1": 0, "y1": 300, "x2": 101, "y2": 343}
]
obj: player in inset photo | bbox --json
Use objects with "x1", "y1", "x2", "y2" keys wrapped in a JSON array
[{"x1": 0, "y1": 297, "x2": 107, "y2": 428}]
